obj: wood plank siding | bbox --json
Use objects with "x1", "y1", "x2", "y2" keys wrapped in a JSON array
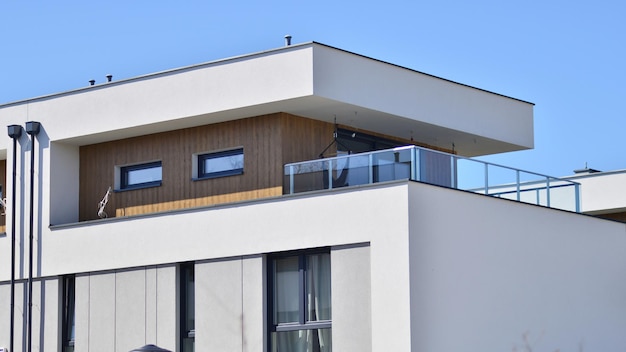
[
  {"x1": 0, "y1": 160, "x2": 5, "y2": 231},
  {"x1": 79, "y1": 113, "x2": 334, "y2": 221},
  {"x1": 79, "y1": 112, "x2": 442, "y2": 221}
]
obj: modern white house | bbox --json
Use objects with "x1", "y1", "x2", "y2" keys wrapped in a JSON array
[
  {"x1": 562, "y1": 167, "x2": 626, "y2": 222},
  {"x1": 0, "y1": 41, "x2": 624, "y2": 352}
]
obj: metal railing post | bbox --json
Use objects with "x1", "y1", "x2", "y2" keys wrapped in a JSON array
[
  {"x1": 451, "y1": 156, "x2": 457, "y2": 189},
  {"x1": 368, "y1": 153, "x2": 374, "y2": 184},
  {"x1": 546, "y1": 177, "x2": 551, "y2": 207},
  {"x1": 328, "y1": 159, "x2": 333, "y2": 190},
  {"x1": 415, "y1": 148, "x2": 421, "y2": 182},
  {"x1": 575, "y1": 183, "x2": 581, "y2": 212},
  {"x1": 484, "y1": 163, "x2": 489, "y2": 195},
  {"x1": 289, "y1": 165, "x2": 294, "y2": 194},
  {"x1": 283, "y1": 145, "x2": 578, "y2": 212},
  {"x1": 516, "y1": 170, "x2": 521, "y2": 202},
  {"x1": 410, "y1": 147, "x2": 416, "y2": 181}
]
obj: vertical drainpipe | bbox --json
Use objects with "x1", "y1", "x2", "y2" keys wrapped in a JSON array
[
  {"x1": 25, "y1": 121, "x2": 40, "y2": 352},
  {"x1": 7, "y1": 124, "x2": 23, "y2": 352}
]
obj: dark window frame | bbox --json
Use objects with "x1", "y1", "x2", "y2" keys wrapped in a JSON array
[
  {"x1": 267, "y1": 248, "x2": 332, "y2": 351},
  {"x1": 119, "y1": 161, "x2": 162, "y2": 191},
  {"x1": 196, "y1": 148, "x2": 244, "y2": 180},
  {"x1": 62, "y1": 275, "x2": 75, "y2": 352},
  {"x1": 180, "y1": 263, "x2": 195, "y2": 352}
]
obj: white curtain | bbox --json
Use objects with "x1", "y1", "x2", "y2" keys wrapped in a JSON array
[{"x1": 274, "y1": 253, "x2": 332, "y2": 352}]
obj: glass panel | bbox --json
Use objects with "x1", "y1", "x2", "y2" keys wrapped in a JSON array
[
  {"x1": 456, "y1": 158, "x2": 486, "y2": 193},
  {"x1": 64, "y1": 277, "x2": 75, "y2": 350},
  {"x1": 126, "y1": 165, "x2": 162, "y2": 185},
  {"x1": 306, "y1": 253, "x2": 331, "y2": 322},
  {"x1": 274, "y1": 256, "x2": 300, "y2": 324},
  {"x1": 328, "y1": 156, "x2": 350, "y2": 188},
  {"x1": 337, "y1": 137, "x2": 372, "y2": 154},
  {"x1": 181, "y1": 265, "x2": 195, "y2": 352},
  {"x1": 271, "y1": 329, "x2": 332, "y2": 352},
  {"x1": 203, "y1": 152, "x2": 243, "y2": 174},
  {"x1": 372, "y1": 149, "x2": 411, "y2": 183},
  {"x1": 344, "y1": 154, "x2": 370, "y2": 187},
  {"x1": 419, "y1": 149, "x2": 452, "y2": 187},
  {"x1": 182, "y1": 337, "x2": 195, "y2": 352},
  {"x1": 184, "y1": 267, "x2": 195, "y2": 332},
  {"x1": 287, "y1": 160, "x2": 327, "y2": 193}
]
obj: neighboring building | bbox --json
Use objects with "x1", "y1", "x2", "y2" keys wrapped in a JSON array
[
  {"x1": 0, "y1": 42, "x2": 624, "y2": 352},
  {"x1": 563, "y1": 167, "x2": 626, "y2": 222}
]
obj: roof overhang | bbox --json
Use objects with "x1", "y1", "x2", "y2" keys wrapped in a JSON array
[{"x1": 0, "y1": 42, "x2": 534, "y2": 157}]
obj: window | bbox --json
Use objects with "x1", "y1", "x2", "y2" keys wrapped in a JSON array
[
  {"x1": 119, "y1": 161, "x2": 162, "y2": 190},
  {"x1": 268, "y1": 250, "x2": 331, "y2": 352},
  {"x1": 196, "y1": 148, "x2": 243, "y2": 179},
  {"x1": 336, "y1": 128, "x2": 404, "y2": 154},
  {"x1": 180, "y1": 264, "x2": 195, "y2": 352},
  {"x1": 62, "y1": 276, "x2": 76, "y2": 352}
]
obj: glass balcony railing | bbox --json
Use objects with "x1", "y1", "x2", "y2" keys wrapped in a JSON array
[{"x1": 284, "y1": 145, "x2": 581, "y2": 212}]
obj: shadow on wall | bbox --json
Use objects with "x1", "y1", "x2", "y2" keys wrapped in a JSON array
[{"x1": 511, "y1": 331, "x2": 583, "y2": 352}]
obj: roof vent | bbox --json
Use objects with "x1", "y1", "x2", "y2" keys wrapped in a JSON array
[
  {"x1": 89, "y1": 79, "x2": 96, "y2": 86},
  {"x1": 284, "y1": 35, "x2": 292, "y2": 46},
  {"x1": 106, "y1": 74, "x2": 113, "y2": 82},
  {"x1": 573, "y1": 163, "x2": 602, "y2": 174}
]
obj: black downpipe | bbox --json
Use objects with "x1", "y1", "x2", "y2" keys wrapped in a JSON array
[
  {"x1": 7, "y1": 124, "x2": 22, "y2": 352},
  {"x1": 25, "y1": 121, "x2": 40, "y2": 352}
]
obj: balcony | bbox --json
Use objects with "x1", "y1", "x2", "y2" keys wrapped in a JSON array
[{"x1": 284, "y1": 146, "x2": 580, "y2": 212}]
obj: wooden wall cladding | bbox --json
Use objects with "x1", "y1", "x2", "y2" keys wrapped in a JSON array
[
  {"x1": 0, "y1": 159, "x2": 6, "y2": 230},
  {"x1": 79, "y1": 113, "x2": 335, "y2": 221}
]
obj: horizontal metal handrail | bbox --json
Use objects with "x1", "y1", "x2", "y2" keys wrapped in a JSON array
[
  {"x1": 483, "y1": 182, "x2": 573, "y2": 196},
  {"x1": 284, "y1": 145, "x2": 581, "y2": 212},
  {"x1": 286, "y1": 145, "x2": 415, "y2": 168}
]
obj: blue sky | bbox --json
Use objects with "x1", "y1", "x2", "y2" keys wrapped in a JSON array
[{"x1": 1, "y1": 1, "x2": 624, "y2": 177}]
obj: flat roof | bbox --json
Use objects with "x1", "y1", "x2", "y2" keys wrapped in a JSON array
[{"x1": 0, "y1": 41, "x2": 534, "y2": 157}]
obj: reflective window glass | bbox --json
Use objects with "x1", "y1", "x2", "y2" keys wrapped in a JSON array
[
  {"x1": 197, "y1": 148, "x2": 244, "y2": 179},
  {"x1": 120, "y1": 161, "x2": 162, "y2": 190}
]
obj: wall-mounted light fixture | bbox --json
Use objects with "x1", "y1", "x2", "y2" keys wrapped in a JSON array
[{"x1": 25, "y1": 121, "x2": 40, "y2": 136}]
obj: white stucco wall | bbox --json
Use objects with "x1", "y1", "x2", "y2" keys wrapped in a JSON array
[
  {"x1": 331, "y1": 243, "x2": 372, "y2": 352},
  {"x1": 1, "y1": 182, "x2": 413, "y2": 351},
  {"x1": 565, "y1": 170, "x2": 626, "y2": 214},
  {"x1": 0, "y1": 46, "x2": 315, "y2": 148},
  {"x1": 49, "y1": 142, "x2": 80, "y2": 225},
  {"x1": 0, "y1": 42, "x2": 533, "y2": 157},
  {"x1": 74, "y1": 265, "x2": 178, "y2": 352},
  {"x1": 0, "y1": 281, "x2": 26, "y2": 351},
  {"x1": 408, "y1": 181, "x2": 626, "y2": 351},
  {"x1": 1, "y1": 181, "x2": 625, "y2": 351},
  {"x1": 47, "y1": 183, "x2": 412, "y2": 350},
  {"x1": 196, "y1": 258, "x2": 246, "y2": 351},
  {"x1": 0, "y1": 279, "x2": 59, "y2": 352},
  {"x1": 312, "y1": 44, "x2": 534, "y2": 153}
]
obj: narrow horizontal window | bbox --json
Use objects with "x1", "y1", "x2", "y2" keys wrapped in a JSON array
[
  {"x1": 197, "y1": 148, "x2": 243, "y2": 179},
  {"x1": 120, "y1": 161, "x2": 162, "y2": 190}
]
